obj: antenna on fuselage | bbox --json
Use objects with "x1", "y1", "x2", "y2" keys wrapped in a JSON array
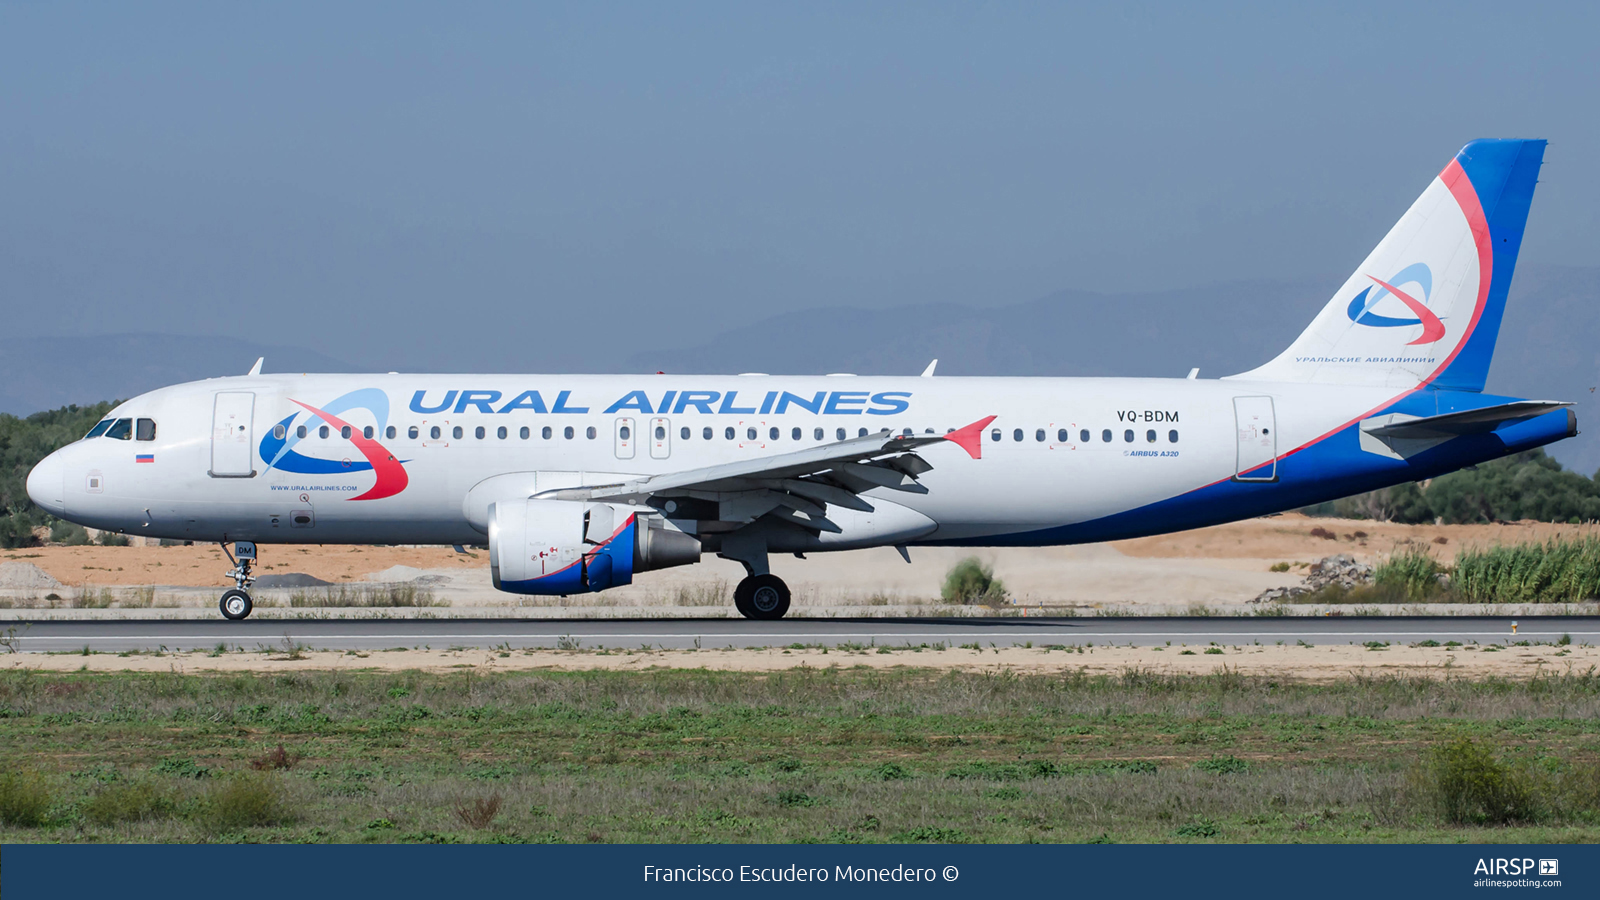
[
  {"x1": 247, "y1": 357, "x2": 264, "y2": 376},
  {"x1": 920, "y1": 359, "x2": 938, "y2": 377}
]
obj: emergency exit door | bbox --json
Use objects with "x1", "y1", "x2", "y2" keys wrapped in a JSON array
[
  {"x1": 614, "y1": 417, "x2": 636, "y2": 459},
  {"x1": 1233, "y1": 396, "x2": 1277, "y2": 482},
  {"x1": 210, "y1": 392, "x2": 257, "y2": 477},
  {"x1": 649, "y1": 417, "x2": 671, "y2": 459}
]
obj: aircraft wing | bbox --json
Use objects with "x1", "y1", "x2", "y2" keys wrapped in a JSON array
[
  {"x1": 1360, "y1": 400, "x2": 1572, "y2": 439},
  {"x1": 539, "y1": 416, "x2": 995, "y2": 534}
]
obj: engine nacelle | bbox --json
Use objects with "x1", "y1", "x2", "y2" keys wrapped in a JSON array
[{"x1": 488, "y1": 499, "x2": 700, "y2": 595}]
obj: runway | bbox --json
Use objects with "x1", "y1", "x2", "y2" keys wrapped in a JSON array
[{"x1": 5, "y1": 616, "x2": 1593, "y2": 653}]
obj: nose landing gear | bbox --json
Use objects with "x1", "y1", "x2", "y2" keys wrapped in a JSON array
[{"x1": 219, "y1": 541, "x2": 257, "y2": 621}]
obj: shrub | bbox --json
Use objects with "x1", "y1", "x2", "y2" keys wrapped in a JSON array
[
  {"x1": 1412, "y1": 738, "x2": 1539, "y2": 825},
  {"x1": 454, "y1": 793, "x2": 503, "y2": 829},
  {"x1": 1451, "y1": 537, "x2": 1600, "y2": 604},
  {"x1": 1373, "y1": 547, "x2": 1445, "y2": 601},
  {"x1": 941, "y1": 558, "x2": 1005, "y2": 604},
  {"x1": 1174, "y1": 817, "x2": 1221, "y2": 838},
  {"x1": 0, "y1": 770, "x2": 52, "y2": 827},
  {"x1": 776, "y1": 790, "x2": 817, "y2": 807},
  {"x1": 97, "y1": 532, "x2": 129, "y2": 547},
  {"x1": 50, "y1": 520, "x2": 90, "y2": 546},
  {"x1": 249, "y1": 744, "x2": 303, "y2": 771},
  {"x1": 83, "y1": 781, "x2": 175, "y2": 826},
  {"x1": 194, "y1": 774, "x2": 291, "y2": 832}
]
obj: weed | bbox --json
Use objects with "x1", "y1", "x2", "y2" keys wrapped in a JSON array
[
  {"x1": 891, "y1": 826, "x2": 966, "y2": 843},
  {"x1": 454, "y1": 793, "x2": 504, "y2": 829},
  {"x1": 1309, "y1": 527, "x2": 1337, "y2": 540},
  {"x1": 0, "y1": 770, "x2": 52, "y2": 827},
  {"x1": 556, "y1": 635, "x2": 582, "y2": 651},
  {"x1": 285, "y1": 584, "x2": 445, "y2": 608},
  {"x1": 776, "y1": 790, "x2": 817, "y2": 808},
  {"x1": 1204, "y1": 648, "x2": 1224, "y2": 655},
  {"x1": 1270, "y1": 562, "x2": 1291, "y2": 573},
  {"x1": 1195, "y1": 756, "x2": 1250, "y2": 775},
  {"x1": 153, "y1": 757, "x2": 209, "y2": 780},
  {"x1": 873, "y1": 762, "x2": 911, "y2": 781},
  {"x1": 250, "y1": 744, "x2": 304, "y2": 771},
  {"x1": 1174, "y1": 817, "x2": 1221, "y2": 838}
]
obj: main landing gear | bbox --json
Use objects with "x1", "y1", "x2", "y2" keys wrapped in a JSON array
[
  {"x1": 219, "y1": 541, "x2": 257, "y2": 621},
  {"x1": 734, "y1": 573, "x2": 790, "y2": 620}
]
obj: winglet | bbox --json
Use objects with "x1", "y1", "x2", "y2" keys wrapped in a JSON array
[
  {"x1": 247, "y1": 357, "x2": 264, "y2": 376},
  {"x1": 944, "y1": 415, "x2": 996, "y2": 459}
]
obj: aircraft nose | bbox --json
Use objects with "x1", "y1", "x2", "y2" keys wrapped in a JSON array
[{"x1": 26, "y1": 451, "x2": 66, "y2": 516}]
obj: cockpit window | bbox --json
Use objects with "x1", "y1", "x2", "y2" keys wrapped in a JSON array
[
  {"x1": 136, "y1": 418, "x2": 156, "y2": 441},
  {"x1": 104, "y1": 418, "x2": 133, "y2": 440},
  {"x1": 85, "y1": 420, "x2": 114, "y2": 439}
]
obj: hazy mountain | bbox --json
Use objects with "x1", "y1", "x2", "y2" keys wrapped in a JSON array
[
  {"x1": 628, "y1": 264, "x2": 1600, "y2": 474},
  {"x1": 0, "y1": 334, "x2": 354, "y2": 416}
]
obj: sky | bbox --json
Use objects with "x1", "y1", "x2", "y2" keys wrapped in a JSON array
[{"x1": 2, "y1": 1, "x2": 1597, "y2": 372}]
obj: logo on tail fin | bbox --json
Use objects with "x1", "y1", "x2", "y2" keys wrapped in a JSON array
[{"x1": 1345, "y1": 263, "x2": 1446, "y2": 345}]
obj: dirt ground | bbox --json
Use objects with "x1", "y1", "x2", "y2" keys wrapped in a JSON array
[
  {"x1": 11, "y1": 639, "x2": 1594, "y2": 681},
  {"x1": 4, "y1": 514, "x2": 1590, "y2": 591}
]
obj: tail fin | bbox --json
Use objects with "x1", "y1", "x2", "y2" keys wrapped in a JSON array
[{"x1": 1228, "y1": 139, "x2": 1545, "y2": 391}]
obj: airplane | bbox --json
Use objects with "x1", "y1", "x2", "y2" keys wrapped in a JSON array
[{"x1": 26, "y1": 139, "x2": 1573, "y2": 621}]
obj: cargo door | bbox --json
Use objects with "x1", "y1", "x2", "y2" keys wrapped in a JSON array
[
  {"x1": 649, "y1": 417, "x2": 671, "y2": 459},
  {"x1": 210, "y1": 392, "x2": 257, "y2": 477},
  {"x1": 1232, "y1": 396, "x2": 1277, "y2": 482},
  {"x1": 614, "y1": 417, "x2": 636, "y2": 459}
]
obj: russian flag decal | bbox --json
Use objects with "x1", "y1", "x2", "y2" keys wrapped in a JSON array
[{"x1": 135, "y1": 454, "x2": 154, "y2": 464}]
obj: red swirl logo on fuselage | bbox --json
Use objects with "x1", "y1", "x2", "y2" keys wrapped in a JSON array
[{"x1": 258, "y1": 388, "x2": 409, "y2": 501}]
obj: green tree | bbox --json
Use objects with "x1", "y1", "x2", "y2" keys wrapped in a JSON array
[{"x1": 0, "y1": 402, "x2": 116, "y2": 548}]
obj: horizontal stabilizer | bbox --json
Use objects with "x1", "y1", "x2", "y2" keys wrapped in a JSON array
[{"x1": 1361, "y1": 400, "x2": 1571, "y2": 439}]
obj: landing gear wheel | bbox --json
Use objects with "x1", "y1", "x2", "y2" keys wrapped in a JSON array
[
  {"x1": 220, "y1": 589, "x2": 253, "y2": 621},
  {"x1": 734, "y1": 574, "x2": 790, "y2": 620}
]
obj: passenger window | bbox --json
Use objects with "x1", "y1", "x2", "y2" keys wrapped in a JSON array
[
  {"x1": 472, "y1": 426, "x2": 483, "y2": 439},
  {"x1": 1013, "y1": 429, "x2": 1023, "y2": 442},
  {"x1": 363, "y1": 426, "x2": 374, "y2": 439},
  {"x1": 681, "y1": 426, "x2": 690, "y2": 440},
  {"x1": 564, "y1": 426, "x2": 575, "y2": 439},
  {"x1": 1057, "y1": 428, "x2": 1067, "y2": 443},
  {"x1": 430, "y1": 426, "x2": 442, "y2": 439},
  {"x1": 747, "y1": 427, "x2": 757, "y2": 440},
  {"x1": 902, "y1": 427, "x2": 913, "y2": 437},
  {"x1": 769, "y1": 427, "x2": 779, "y2": 440},
  {"x1": 858, "y1": 428, "x2": 868, "y2": 438},
  {"x1": 1102, "y1": 429, "x2": 1112, "y2": 442},
  {"x1": 386, "y1": 426, "x2": 396, "y2": 439},
  {"x1": 1146, "y1": 429, "x2": 1156, "y2": 443},
  {"x1": 656, "y1": 426, "x2": 666, "y2": 440},
  {"x1": 725, "y1": 427, "x2": 735, "y2": 440},
  {"x1": 136, "y1": 418, "x2": 157, "y2": 441},
  {"x1": 702, "y1": 427, "x2": 712, "y2": 440},
  {"x1": 340, "y1": 426, "x2": 351, "y2": 439},
  {"x1": 298, "y1": 425, "x2": 308, "y2": 439},
  {"x1": 1123, "y1": 429, "x2": 1134, "y2": 442},
  {"x1": 1169, "y1": 429, "x2": 1179, "y2": 443},
  {"x1": 86, "y1": 419, "x2": 113, "y2": 439},
  {"x1": 409, "y1": 426, "x2": 419, "y2": 439},
  {"x1": 1036, "y1": 429, "x2": 1045, "y2": 442},
  {"x1": 814, "y1": 427, "x2": 823, "y2": 440},
  {"x1": 1080, "y1": 429, "x2": 1090, "y2": 443},
  {"x1": 542, "y1": 426, "x2": 553, "y2": 439},
  {"x1": 520, "y1": 427, "x2": 530, "y2": 439},
  {"x1": 836, "y1": 428, "x2": 846, "y2": 441},
  {"x1": 586, "y1": 426, "x2": 597, "y2": 439},
  {"x1": 497, "y1": 426, "x2": 508, "y2": 439},
  {"x1": 272, "y1": 424, "x2": 286, "y2": 440},
  {"x1": 619, "y1": 426, "x2": 631, "y2": 440},
  {"x1": 453, "y1": 426, "x2": 464, "y2": 439},
  {"x1": 990, "y1": 429, "x2": 1001, "y2": 442},
  {"x1": 319, "y1": 426, "x2": 330, "y2": 439}
]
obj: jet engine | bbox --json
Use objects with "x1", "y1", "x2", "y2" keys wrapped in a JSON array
[{"x1": 487, "y1": 499, "x2": 700, "y2": 595}]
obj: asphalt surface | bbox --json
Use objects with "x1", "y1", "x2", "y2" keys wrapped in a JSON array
[{"x1": 4, "y1": 616, "x2": 1594, "y2": 653}]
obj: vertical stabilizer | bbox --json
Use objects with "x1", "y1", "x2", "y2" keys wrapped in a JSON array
[{"x1": 1228, "y1": 139, "x2": 1545, "y2": 391}]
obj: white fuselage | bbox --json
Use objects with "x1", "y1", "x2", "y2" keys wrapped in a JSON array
[{"x1": 28, "y1": 371, "x2": 1446, "y2": 549}]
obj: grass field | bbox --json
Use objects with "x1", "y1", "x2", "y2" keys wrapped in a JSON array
[{"x1": 1, "y1": 667, "x2": 1597, "y2": 844}]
